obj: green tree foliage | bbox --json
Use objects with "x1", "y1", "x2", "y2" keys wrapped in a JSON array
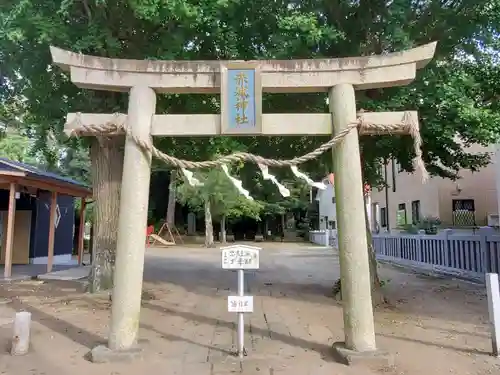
[
  {"x1": 59, "y1": 146, "x2": 91, "y2": 185},
  {"x1": 0, "y1": 127, "x2": 37, "y2": 163},
  {"x1": 247, "y1": 166, "x2": 315, "y2": 235},
  {"x1": 177, "y1": 167, "x2": 263, "y2": 245},
  {"x1": 2, "y1": 0, "x2": 500, "y2": 177}
]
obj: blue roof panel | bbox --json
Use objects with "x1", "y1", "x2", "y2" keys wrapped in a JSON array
[{"x1": 0, "y1": 157, "x2": 89, "y2": 190}]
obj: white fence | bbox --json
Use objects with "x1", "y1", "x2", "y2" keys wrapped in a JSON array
[
  {"x1": 309, "y1": 227, "x2": 500, "y2": 283},
  {"x1": 309, "y1": 230, "x2": 338, "y2": 248}
]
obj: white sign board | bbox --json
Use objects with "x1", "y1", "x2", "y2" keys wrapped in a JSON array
[
  {"x1": 486, "y1": 273, "x2": 500, "y2": 356},
  {"x1": 221, "y1": 245, "x2": 260, "y2": 270},
  {"x1": 228, "y1": 296, "x2": 254, "y2": 313}
]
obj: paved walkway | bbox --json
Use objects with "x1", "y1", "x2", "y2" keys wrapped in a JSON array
[
  {"x1": 138, "y1": 245, "x2": 350, "y2": 374},
  {"x1": 0, "y1": 243, "x2": 497, "y2": 375}
]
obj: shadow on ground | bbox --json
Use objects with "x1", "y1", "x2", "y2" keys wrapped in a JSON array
[{"x1": 142, "y1": 247, "x2": 489, "y2": 326}]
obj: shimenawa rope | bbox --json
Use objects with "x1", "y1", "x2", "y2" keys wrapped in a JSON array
[{"x1": 66, "y1": 111, "x2": 429, "y2": 181}]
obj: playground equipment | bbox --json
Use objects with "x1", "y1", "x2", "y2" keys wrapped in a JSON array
[
  {"x1": 153, "y1": 222, "x2": 182, "y2": 246},
  {"x1": 146, "y1": 222, "x2": 182, "y2": 247}
]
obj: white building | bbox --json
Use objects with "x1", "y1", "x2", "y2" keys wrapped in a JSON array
[
  {"x1": 316, "y1": 143, "x2": 500, "y2": 233},
  {"x1": 316, "y1": 173, "x2": 372, "y2": 230},
  {"x1": 315, "y1": 174, "x2": 336, "y2": 230},
  {"x1": 370, "y1": 143, "x2": 500, "y2": 231}
]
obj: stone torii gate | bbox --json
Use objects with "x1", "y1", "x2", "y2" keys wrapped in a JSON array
[{"x1": 50, "y1": 42, "x2": 436, "y2": 364}]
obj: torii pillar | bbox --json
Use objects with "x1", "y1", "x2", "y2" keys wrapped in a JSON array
[
  {"x1": 50, "y1": 42, "x2": 436, "y2": 364},
  {"x1": 330, "y1": 83, "x2": 377, "y2": 355}
]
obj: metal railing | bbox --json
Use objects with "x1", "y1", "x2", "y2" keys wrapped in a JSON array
[{"x1": 309, "y1": 227, "x2": 500, "y2": 283}]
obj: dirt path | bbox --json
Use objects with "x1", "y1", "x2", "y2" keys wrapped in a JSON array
[{"x1": 0, "y1": 244, "x2": 498, "y2": 375}]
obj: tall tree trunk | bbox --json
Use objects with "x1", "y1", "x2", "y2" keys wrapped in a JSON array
[
  {"x1": 220, "y1": 215, "x2": 227, "y2": 243},
  {"x1": 88, "y1": 136, "x2": 124, "y2": 293},
  {"x1": 204, "y1": 199, "x2": 214, "y2": 247},
  {"x1": 364, "y1": 193, "x2": 385, "y2": 306},
  {"x1": 166, "y1": 169, "x2": 177, "y2": 226}
]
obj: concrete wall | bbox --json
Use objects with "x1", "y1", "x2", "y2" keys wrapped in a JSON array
[
  {"x1": 436, "y1": 143, "x2": 498, "y2": 226},
  {"x1": 370, "y1": 143, "x2": 499, "y2": 230},
  {"x1": 435, "y1": 165, "x2": 497, "y2": 227},
  {"x1": 370, "y1": 160, "x2": 439, "y2": 231}
]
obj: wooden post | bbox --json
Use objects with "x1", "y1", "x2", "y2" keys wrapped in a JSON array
[
  {"x1": 4, "y1": 183, "x2": 17, "y2": 279},
  {"x1": 77, "y1": 198, "x2": 86, "y2": 265},
  {"x1": 47, "y1": 191, "x2": 58, "y2": 273}
]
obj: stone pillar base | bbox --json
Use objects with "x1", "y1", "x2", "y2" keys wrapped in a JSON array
[
  {"x1": 89, "y1": 344, "x2": 143, "y2": 363},
  {"x1": 331, "y1": 342, "x2": 393, "y2": 367}
]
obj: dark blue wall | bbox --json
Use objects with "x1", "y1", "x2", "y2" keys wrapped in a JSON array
[
  {"x1": 31, "y1": 191, "x2": 75, "y2": 258},
  {"x1": 0, "y1": 190, "x2": 35, "y2": 211},
  {"x1": 0, "y1": 190, "x2": 75, "y2": 259}
]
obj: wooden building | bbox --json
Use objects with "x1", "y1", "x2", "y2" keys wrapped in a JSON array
[{"x1": 0, "y1": 158, "x2": 91, "y2": 278}]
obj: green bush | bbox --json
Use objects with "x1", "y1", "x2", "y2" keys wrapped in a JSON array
[
  {"x1": 402, "y1": 224, "x2": 420, "y2": 234},
  {"x1": 296, "y1": 218, "x2": 311, "y2": 238},
  {"x1": 401, "y1": 217, "x2": 441, "y2": 235},
  {"x1": 419, "y1": 216, "x2": 441, "y2": 234}
]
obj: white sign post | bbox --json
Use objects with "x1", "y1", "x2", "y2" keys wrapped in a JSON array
[
  {"x1": 221, "y1": 244, "x2": 260, "y2": 359},
  {"x1": 486, "y1": 273, "x2": 500, "y2": 357}
]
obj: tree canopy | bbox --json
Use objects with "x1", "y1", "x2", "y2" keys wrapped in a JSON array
[
  {"x1": 1, "y1": 0, "x2": 500, "y2": 208},
  {"x1": 176, "y1": 167, "x2": 263, "y2": 222},
  {"x1": 2, "y1": 0, "x2": 500, "y2": 297}
]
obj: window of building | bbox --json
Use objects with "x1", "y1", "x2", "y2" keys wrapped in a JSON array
[
  {"x1": 397, "y1": 203, "x2": 407, "y2": 226},
  {"x1": 376, "y1": 164, "x2": 384, "y2": 192},
  {"x1": 331, "y1": 197, "x2": 336, "y2": 204},
  {"x1": 328, "y1": 220, "x2": 336, "y2": 229},
  {"x1": 380, "y1": 207, "x2": 387, "y2": 227},
  {"x1": 452, "y1": 199, "x2": 476, "y2": 226},
  {"x1": 452, "y1": 199, "x2": 475, "y2": 211},
  {"x1": 411, "y1": 200, "x2": 421, "y2": 224}
]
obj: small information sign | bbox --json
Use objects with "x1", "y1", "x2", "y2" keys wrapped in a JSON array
[
  {"x1": 220, "y1": 244, "x2": 261, "y2": 359},
  {"x1": 227, "y1": 296, "x2": 254, "y2": 313},
  {"x1": 221, "y1": 245, "x2": 260, "y2": 270}
]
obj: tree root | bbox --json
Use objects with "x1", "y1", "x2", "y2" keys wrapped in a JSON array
[
  {"x1": 108, "y1": 289, "x2": 157, "y2": 302},
  {"x1": 331, "y1": 278, "x2": 343, "y2": 301},
  {"x1": 331, "y1": 278, "x2": 389, "y2": 307}
]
